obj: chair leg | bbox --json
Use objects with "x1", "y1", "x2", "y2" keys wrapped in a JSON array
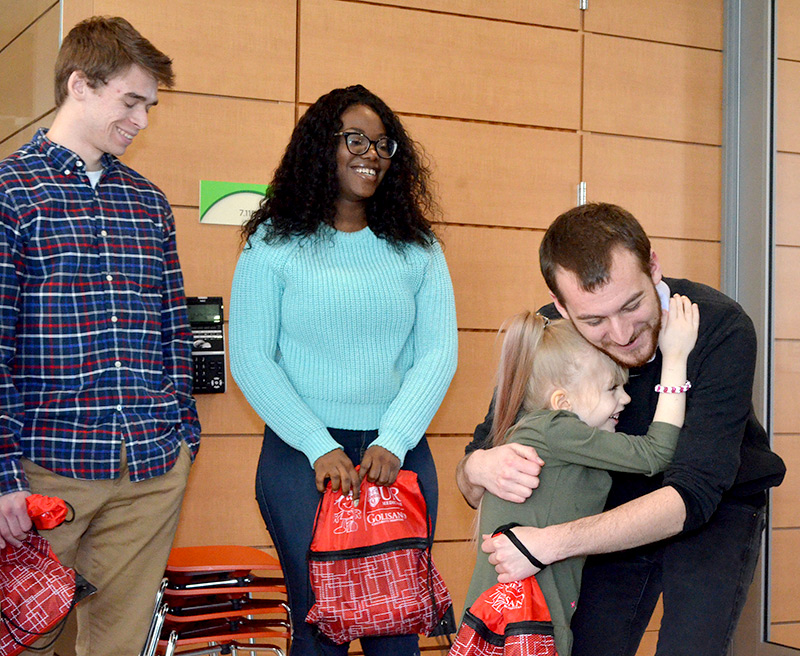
[
  {"x1": 162, "y1": 630, "x2": 179, "y2": 656},
  {"x1": 139, "y1": 579, "x2": 169, "y2": 656}
]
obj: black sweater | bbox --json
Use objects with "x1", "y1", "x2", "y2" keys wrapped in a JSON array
[{"x1": 467, "y1": 277, "x2": 785, "y2": 532}]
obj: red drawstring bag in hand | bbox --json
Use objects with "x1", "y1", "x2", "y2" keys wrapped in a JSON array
[
  {"x1": 0, "y1": 495, "x2": 90, "y2": 656},
  {"x1": 305, "y1": 469, "x2": 452, "y2": 644},
  {"x1": 449, "y1": 576, "x2": 558, "y2": 656}
]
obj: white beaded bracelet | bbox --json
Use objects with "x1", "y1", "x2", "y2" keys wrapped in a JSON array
[{"x1": 654, "y1": 381, "x2": 692, "y2": 394}]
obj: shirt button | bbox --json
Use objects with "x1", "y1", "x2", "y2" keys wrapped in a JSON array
[
  {"x1": 114, "y1": 361, "x2": 122, "y2": 368},
  {"x1": 100, "y1": 230, "x2": 108, "y2": 237},
  {"x1": 111, "y1": 316, "x2": 118, "y2": 323},
  {"x1": 116, "y1": 405, "x2": 122, "y2": 412},
  {"x1": 106, "y1": 275, "x2": 113, "y2": 282},
  {"x1": 64, "y1": 170, "x2": 71, "y2": 175}
]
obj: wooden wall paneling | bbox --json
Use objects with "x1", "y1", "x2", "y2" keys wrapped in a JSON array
[
  {"x1": 772, "y1": 435, "x2": 800, "y2": 529},
  {"x1": 649, "y1": 237, "x2": 721, "y2": 290},
  {"x1": 60, "y1": 0, "x2": 94, "y2": 36},
  {"x1": 0, "y1": 0, "x2": 55, "y2": 48},
  {"x1": 775, "y1": 247, "x2": 800, "y2": 339},
  {"x1": 770, "y1": 623, "x2": 800, "y2": 648},
  {"x1": 174, "y1": 209, "x2": 241, "y2": 300},
  {"x1": 429, "y1": 331, "x2": 500, "y2": 435},
  {"x1": 428, "y1": 436, "x2": 477, "y2": 541},
  {"x1": 93, "y1": 0, "x2": 296, "y2": 101},
  {"x1": 777, "y1": 59, "x2": 800, "y2": 154},
  {"x1": 431, "y1": 540, "x2": 479, "y2": 622},
  {"x1": 298, "y1": 0, "x2": 582, "y2": 129},
  {"x1": 769, "y1": 529, "x2": 800, "y2": 623},
  {"x1": 171, "y1": 208, "x2": 267, "y2": 434},
  {"x1": 776, "y1": 153, "x2": 800, "y2": 246},
  {"x1": 774, "y1": 340, "x2": 800, "y2": 434},
  {"x1": 583, "y1": 33, "x2": 723, "y2": 145},
  {"x1": 582, "y1": 134, "x2": 721, "y2": 241},
  {"x1": 443, "y1": 225, "x2": 548, "y2": 330},
  {"x1": 123, "y1": 93, "x2": 295, "y2": 207},
  {"x1": 356, "y1": 0, "x2": 580, "y2": 29},
  {"x1": 173, "y1": 435, "x2": 271, "y2": 547},
  {"x1": 583, "y1": 0, "x2": 723, "y2": 50},
  {"x1": 0, "y1": 4, "x2": 59, "y2": 142},
  {"x1": 0, "y1": 111, "x2": 54, "y2": 159},
  {"x1": 637, "y1": 631, "x2": 658, "y2": 656},
  {"x1": 172, "y1": 209, "x2": 265, "y2": 436},
  {"x1": 403, "y1": 116, "x2": 580, "y2": 229},
  {"x1": 778, "y1": 0, "x2": 800, "y2": 62}
]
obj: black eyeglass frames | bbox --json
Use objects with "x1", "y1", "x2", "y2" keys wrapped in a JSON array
[{"x1": 334, "y1": 131, "x2": 398, "y2": 159}]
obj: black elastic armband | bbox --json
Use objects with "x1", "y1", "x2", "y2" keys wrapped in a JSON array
[{"x1": 492, "y1": 522, "x2": 548, "y2": 571}]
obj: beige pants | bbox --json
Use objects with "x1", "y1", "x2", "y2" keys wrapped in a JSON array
[{"x1": 20, "y1": 443, "x2": 191, "y2": 656}]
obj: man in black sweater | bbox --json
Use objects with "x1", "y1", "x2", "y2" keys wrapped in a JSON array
[{"x1": 457, "y1": 203, "x2": 785, "y2": 656}]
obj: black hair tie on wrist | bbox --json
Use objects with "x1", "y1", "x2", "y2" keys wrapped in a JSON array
[{"x1": 492, "y1": 522, "x2": 548, "y2": 571}]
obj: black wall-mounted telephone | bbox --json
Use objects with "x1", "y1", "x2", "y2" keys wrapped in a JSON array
[{"x1": 186, "y1": 296, "x2": 226, "y2": 394}]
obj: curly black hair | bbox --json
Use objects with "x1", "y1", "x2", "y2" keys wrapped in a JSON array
[{"x1": 242, "y1": 85, "x2": 440, "y2": 249}]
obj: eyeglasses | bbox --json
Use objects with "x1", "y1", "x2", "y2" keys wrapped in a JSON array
[{"x1": 334, "y1": 131, "x2": 398, "y2": 159}]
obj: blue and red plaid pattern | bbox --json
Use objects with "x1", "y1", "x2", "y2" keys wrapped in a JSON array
[{"x1": 0, "y1": 129, "x2": 200, "y2": 494}]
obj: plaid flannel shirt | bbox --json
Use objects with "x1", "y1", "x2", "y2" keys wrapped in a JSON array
[{"x1": 0, "y1": 129, "x2": 200, "y2": 494}]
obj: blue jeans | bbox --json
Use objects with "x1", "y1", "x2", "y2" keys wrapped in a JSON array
[
  {"x1": 255, "y1": 424, "x2": 439, "y2": 656},
  {"x1": 571, "y1": 498, "x2": 766, "y2": 656}
]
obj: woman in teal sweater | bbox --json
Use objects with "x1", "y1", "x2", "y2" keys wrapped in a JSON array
[{"x1": 229, "y1": 85, "x2": 458, "y2": 656}]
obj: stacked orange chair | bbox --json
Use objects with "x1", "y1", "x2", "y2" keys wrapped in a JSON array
[{"x1": 139, "y1": 545, "x2": 291, "y2": 656}]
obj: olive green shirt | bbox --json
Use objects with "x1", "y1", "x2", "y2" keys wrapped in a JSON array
[{"x1": 465, "y1": 409, "x2": 680, "y2": 656}]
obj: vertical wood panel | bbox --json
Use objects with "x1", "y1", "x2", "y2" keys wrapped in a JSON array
[
  {"x1": 299, "y1": 0, "x2": 581, "y2": 128},
  {"x1": 0, "y1": 0, "x2": 56, "y2": 48},
  {"x1": 403, "y1": 116, "x2": 580, "y2": 228},
  {"x1": 0, "y1": 111, "x2": 54, "y2": 159},
  {"x1": 772, "y1": 435, "x2": 800, "y2": 529},
  {"x1": 123, "y1": 93, "x2": 295, "y2": 207},
  {"x1": 777, "y1": 59, "x2": 800, "y2": 153},
  {"x1": 776, "y1": 152, "x2": 800, "y2": 246},
  {"x1": 649, "y1": 238, "x2": 720, "y2": 290},
  {"x1": 429, "y1": 331, "x2": 499, "y2": 436},
  {"x1": 172, "y1": 435, "x2": 270, "y2": 547},
  {"x1": 584, "y1": 0, "x2": 723, "y2": 50},
  {"x1": 444, "y1": 225, "x2": 547, "y2": 330},
  {"x1": 778, "y1": 0, "x2": 800, "y2": 62},
  {"x1": 770, "y1": 529, "x2": 800, "y2": 623},
  {"x1": 432, "y1": 540, "x2": 479, "y2": 622},
  {"x1": 774, "y1": 340, "x2": 800, "y2": 434},
  {"x1": 583, "y1": 134, "x2": 721, "y2": 241},
  {"x1": 775, "y1": 248, "x2": 800, "y2": 339},
  {"x1": 0, "y1": 4, "x2": 59, "y2": 141},
  {"x1": 358, "y1": 0, "x2": 580, "y2": 29},
  {"x1": 770, "y1": 623, "x2": 800, "y2": 647},
  {"x1": 583, "y1": 33, "x2": 723, "y2": 145},
  {"x1": 94, "y1": 0, "x2": 296, "y2": 100},
  {"x1": 429, "y1": 436, "x2": 477, "y2": 541}
]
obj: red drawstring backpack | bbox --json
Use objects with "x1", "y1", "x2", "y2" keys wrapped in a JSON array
[
  {"x1": 450, "y1": 524, "x2": 558, "y2": 656},
  {"x1": 449, "y1": 576, "x2": 558, "y2": 656},
  {"x1": 0, "y1": 495, "x2": 94, "y2": 656},
  {"x1": 305, "y1": 469, "x2": 453, "y2": 644}
]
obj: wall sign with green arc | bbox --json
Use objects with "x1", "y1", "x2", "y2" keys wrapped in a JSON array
[{"x1": 199, "y1": 180, "x2": 269, "y2": 225}]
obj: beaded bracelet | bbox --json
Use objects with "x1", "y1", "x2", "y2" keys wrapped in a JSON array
[{"x1": 654, "y1": 381, "x2": 692, "y2": 394}]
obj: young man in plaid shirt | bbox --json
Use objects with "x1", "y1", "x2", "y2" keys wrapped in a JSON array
[{"x1": 0, "y1": 16, "x2": 200, "y2": 655}]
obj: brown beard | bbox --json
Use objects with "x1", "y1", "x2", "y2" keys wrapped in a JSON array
[{"x1": 600, "y1": 288, "x2": 663, "y2": 369}]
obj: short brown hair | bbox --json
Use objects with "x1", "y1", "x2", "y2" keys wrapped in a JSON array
[
  {"x1": 55, "y1": 16, "x2": 174, "y2": 107},
  {"x1": 539, "y1": 203, "x2": 652, "y2": 304}
]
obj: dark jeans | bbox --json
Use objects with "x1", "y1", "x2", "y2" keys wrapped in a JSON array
[
  {"x1": 255, "y1": 424, "x2": 439, "y2": 656},
  {"x1": 571, "y1": 499, "x2": 766, "y2": 656}
]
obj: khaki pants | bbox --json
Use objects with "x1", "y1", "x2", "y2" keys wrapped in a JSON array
[{"x1": 20, "y1": 443, "x2": 191, "y2": 656}]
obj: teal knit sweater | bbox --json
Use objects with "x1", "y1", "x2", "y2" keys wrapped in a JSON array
[{"x1": 229, "y1": 224, "x2": 458, "y2": 468}]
